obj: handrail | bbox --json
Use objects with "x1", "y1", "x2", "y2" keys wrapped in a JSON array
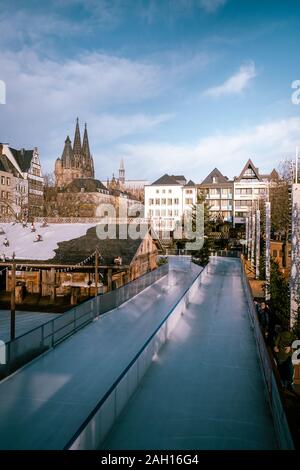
[
  {"x1": 64, "y1": 263, "x2": 206, "y2": 449},
  {"x1": 240, "y1": 257, "x2": 295, "y2": 450},
  {"x1": 0, "y1": 264, "x2": 169, "y2": 379}
]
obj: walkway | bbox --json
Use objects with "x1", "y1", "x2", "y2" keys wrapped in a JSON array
[
  {"x1": 103, "y1": 257, "x2": 277, "y2": 450},
  {"x1": 0, "y1": 259, "x2": 201, "y2": 449}
]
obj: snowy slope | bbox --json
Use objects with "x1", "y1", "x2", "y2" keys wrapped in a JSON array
[{"x1": 0, "y1": 223, "x2": 97, "y2": 260}]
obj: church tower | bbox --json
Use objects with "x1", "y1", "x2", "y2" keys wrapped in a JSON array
[
  {"x1": 55, "y1": 118, "x2": 95, "y2": 188},
  {"x1": 119, "y1": 158, "x2": 125, "y2": 184}
]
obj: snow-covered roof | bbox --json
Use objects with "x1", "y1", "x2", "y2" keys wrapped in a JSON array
[{"x1": 0, "y1": 222, "x2": 97, "y2": 261}]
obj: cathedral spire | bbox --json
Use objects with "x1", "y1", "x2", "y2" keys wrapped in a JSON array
[
  {"x1": 82, "y1": 122, "x2": 91, "y2": 159},
  {"x1": 73, "y1": 117, "x2": 82, "y2": 155},
  {"x1": 61, "y1": 135, "x2": 74, "y2": 168}
]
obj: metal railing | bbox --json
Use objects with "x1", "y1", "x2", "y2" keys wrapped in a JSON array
[
  {"x1": 0, "y1": 263, "x2": 169, "y2": 380},
  {"x1": 240, "y1": 260, "x2": 295, "y2": 450}
]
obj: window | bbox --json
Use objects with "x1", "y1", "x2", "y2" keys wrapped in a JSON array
[
  {"x1": 1, "y1": 190, "x2": 5, "y2": 198},
  {"x1": 185, "y1": 189, "x2": 192, "y2": 194},
  {"x1": 162, "y1": 189, "x2": 166, "y2": 194},
  {"x1": 1, "y1": 177, "x2": 4, "y2": 185},
  {"x1": 185, "y1": 198, "x2": 193, "y2": 205},
  {"x1": 210, "y1": 188, "x2": 221, "y2": 196},
  {"x1": 168, "y1": 189, "x2": 172, "y2": 193},
  {"x1": 149, "y1": 198, "x2": 154, "y2": 205},
  {"x1": 168, "y1": 209, "x2": 172, "y2": 216},
  {"x1": 212, "y1": 177, "x2": 218, "y2": 184},
  {"x1": 174, "y1": 198, "x2": 179, "y2": 204},
  {"x1": 155, "y1": 198, "x2": 160, "y2": 205},
  {"x1": 174, "y1": 209, "x2": 179, "y2": 216},
  {"x1": 167, "y1": 198, "x2": 172, "y2": 205},
  {"x1": 148, "y1": 210, "x2": 153, "y2": 216},
  {"x1": 161, "y1": 209, "x2": 166, "y2": 216},
  {"x1": 156, "y1": 189, "x2": 159, "y2": 194},
  {"x1": 155, "y1": 209, "x2": 160, "y2": 216},
  {"x1": 161, "y1": 198, "x2": 166, "y2": 205},
  {"x1": 6, "y1": 177, "x2": 10, "y2": 186},
  {"x1": 236, "y1": 188, "x2": 252, "y2": 195}
]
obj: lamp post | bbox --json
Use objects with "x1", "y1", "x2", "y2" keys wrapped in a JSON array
[
  {"x1": 95, "y1": 247, "x2": 99, "y2": 297},
  {"x1": 10, "y1": 252, "x2": 16, "y2": 341}
]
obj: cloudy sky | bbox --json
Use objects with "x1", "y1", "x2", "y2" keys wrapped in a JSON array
[{"x1": 1, "y1": 0, "x2": 300, "y2": 182}]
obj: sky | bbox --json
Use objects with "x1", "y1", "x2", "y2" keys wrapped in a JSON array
[{"x1": 1, "y1": 0, "x2": 300, "y2": 182}]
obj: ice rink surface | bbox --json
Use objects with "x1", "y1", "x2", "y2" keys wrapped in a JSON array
[
  {"x1": 103, "y1": 257, "x2": 277, "y2": 450},
  {"x1": 0, "y1": 257, "x2": 201, "y2": 449}
]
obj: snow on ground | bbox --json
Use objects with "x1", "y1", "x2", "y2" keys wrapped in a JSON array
[{"x1": 0, "y1": 223, "x2": 97, "y2": 260}]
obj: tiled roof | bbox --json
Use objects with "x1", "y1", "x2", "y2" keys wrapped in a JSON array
[
  {"x1": 9, "y1": 147, "x2": 34, "y2": 172},
  {"x1": 51, "y1": 225, "x2": 148, "y2": 265},
  {"x1": 200, "y1": 168, "x2": 229, "y2": 185},
  {"x1": 152, "y1": 174, "x2": 181, "y2": 185},
  {"x1": 65, "y1": 178, "x2": 108, "y2": 193}
]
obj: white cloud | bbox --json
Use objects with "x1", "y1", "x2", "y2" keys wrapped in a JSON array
[
  {"x1": 200, "y1": 0, "x2": 228, "y2": 13},
  {"x1": 203, "y1": 62, "x2": 257, "y2": 98},
  {"x1": 112, "y1": 117, "x2": 300, "y2": 180}
]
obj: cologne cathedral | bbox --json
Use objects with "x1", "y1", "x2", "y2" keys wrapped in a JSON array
[{"x1": 55, "y1": 118, "x2": 94, "y2": 188}]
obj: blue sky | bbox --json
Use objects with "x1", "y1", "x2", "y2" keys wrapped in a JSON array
[{"x1": 1, "y1": 0, "x2": 300, "y2": 182}]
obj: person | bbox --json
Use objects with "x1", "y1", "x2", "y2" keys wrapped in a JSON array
[
  {"x1": 41, "y1": 220, "x2": 48, "y2": 228},
  {"x1": 3, "y1": 237, "x2": 9, "y2": 247},
  {"x1": 1, "y1": 253, "x2": 6, "y2": 262},
  {"x1": 258, "y1": 302, "x2": 270, "y2": 338},
  {"x1": 34, "y1": 234, "x2": 42, "y2": 242},
  {"x1": 274, "y1": 325, "x2": 295, "y2": 393},
  {"x1": 31, "y1": 223, "x2": 36, "y2": 232}
]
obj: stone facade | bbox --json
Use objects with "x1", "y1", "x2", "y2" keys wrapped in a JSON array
[{"x1": 55, "y1": 118, "x2": 94, "y2": 188}]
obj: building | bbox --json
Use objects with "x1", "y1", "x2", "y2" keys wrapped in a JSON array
[
  {"x1": 0, "y1": 143, "x2": 42, "y2": 218},
  {"x1": 144, "y1": 174, "x2": 197, "y2": 233},
  {"x1": 198, "y1": 168, "x2": 233, "y2": 223},
  {"x1": 233, "y1": 159, "x2": 276, "y2": 226},
  {"x1": 199, "y1": 160, "x2": 278, "y2": 227},
  {"x1": 104, "y1": 159, "x2": 150, "y2": 202},
  {"x1": 55, "y1": 118, "x2": 94, "y2": 188},
  {"x1": 0, "y1": 222, "x2": 160, "y2": 304}
]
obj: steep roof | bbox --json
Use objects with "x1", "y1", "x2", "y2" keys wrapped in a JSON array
[
  {"x1": 151, "y1": 174, "x2": 181, "y2": 185},
  {"x1": 65, "y1": 178, "x2": 108, "y2": 193},
  {"x1": 201, "y1": 168, "x2": 229, "y2": 185},
  {"x1": 0, "y1": 154, "x2": 21, "y2": 177},
  {"x1": 51, "y1": 225, "x2": 148, "y2": 265},
  {"x1": 235, "y1": 159, "x2": 261, "y2": 181},
  {"x1": 9, "y1": 148, "x2": 33, "y2": 172},
  {"x1": 172, "y1": 175, "x2": 187, "y2": 184},
  {"x1": 185, "y1": 179, "x2": 195, "y2": 187},
  {"x1": 61, "y1": 136, "x2": 74, "y2": 168}
]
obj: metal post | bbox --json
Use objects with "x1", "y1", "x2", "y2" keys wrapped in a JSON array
[
  {"x1": 265, "y1": 201, "x2": 271, "y2": 301},
  {"x1": 95, "y1": 248, "x2": 99, "y2": 297},
  {"x1": 256, "y1": 209, "x2": 260, "y2": 280},
  {"x1": 10, "y1": 252, "x2": 16, "y2": 341},
  {"x1": 251, "y1": 211, "x2": 256, "y2": 269}
]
